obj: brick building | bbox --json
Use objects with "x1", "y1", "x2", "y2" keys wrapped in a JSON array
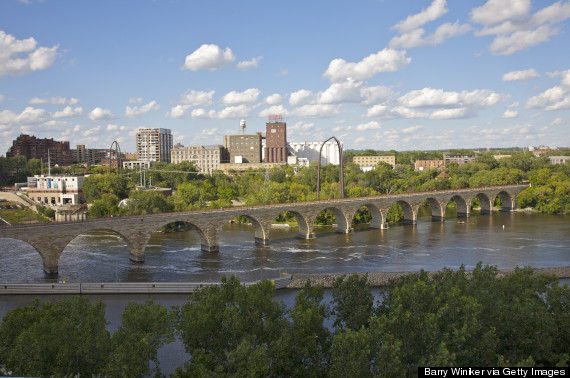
[
  {"x1": 6, "y1": 134, "x2": 74, "y2": 166},
  {"x1": 264, "y1": 116, "x2": 287, "y2": 163}
]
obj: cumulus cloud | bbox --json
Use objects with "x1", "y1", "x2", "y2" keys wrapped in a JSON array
[
  {"x1": 179, "y1": 89, "x2": 215, "y2": 106},
  {"x1": 291, "y1": 104, "x2": 341, "y2": 118},
  {"x1": 236, "y1": 56, "x2": 262, "y2": 70},
  {"x1": 289, "y1": 90, "x2": 315, "y2": 107},
  {"x1": 502, "y1": 68, "x2": 540, "y2": 81},
  {"x1": 503, "y1": 109, "x2": 519, "y2": 118},
  {"x1": 318, "y1": 80, "x2": 365, "y2": 104},
  {"x1": 128, "y1": 97, "x2": 143, "y2": 104},
  {"x1": 263, "y1": 93, "x2": 283, "y2": 106},
  {"x1": 258, "y1": 105, "x2": 289, "y2": 119},
  {"x1": 89, "y1": 107, "x2": 114, "y2": 121},
  {"x1": 30, "y1": 96, "x2": 79, "y2": 105},
  {"x1": 125, "y1": 100, "x2": 160, "y2": 118},
  {"x1": 390, "y1": 22, "x2": 471, "y2": 48},
  {"x1": 181, "y1": 44, "x2": 235, "y2": 71},
  {"x1": 166, "y1": 105, "x2": 191, "y2": 119},
  {"x1": 471, "y1": 0, "x2": 570, "y2": 55},
  {"x1": 216, "y1": 104, "x2": 252, "y2": 119},
  {"x1": 220, "y1": 88, "x2": 260, "y2": 106},
  {"x1": 525, "y1": 69, "x2": 570, "y2": 111},
  {"x1": 393, "y1": 0, "x2": 449, "y2": 33},
  {"x1": 0, "y1": 31, "x2": 58, "y2": 77},
  {"x1": 323, "y1": 48, "x2": 411, "y2": 83},
  {"x1": 53, "y1": 106, "x2": 83, "y2": 119}
]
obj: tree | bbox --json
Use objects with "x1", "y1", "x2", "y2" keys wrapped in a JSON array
[
  {"x1": 176, "y1": 277, "x2": 286, "y2": 375},
  {"x1": 0, "y1": 297, "x2": 110, "y2": 377},
  {"x1": 331, "y1": 274, "x2": 374, "y2": 331},
  {"x1": 105, "y1": 300, "x2": 175, "y2": 377},
  {"x1": 89, "y1": 193, "x2": 120, "y2": 218},
  {"x1": 83, "y1": 173, "x2": 130, "y2": 202},
  {"x1": 121, "y1": 189, "x2": 174, "y2": 215}
]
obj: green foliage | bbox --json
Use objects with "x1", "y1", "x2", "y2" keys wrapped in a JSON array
[
  {"x1": 121, "y1": 189, "x2": 174, "y2": 215},
  {"x1": 89, "y1": 193, "x2": 120, "y2": 218},
  {"x1": 331, "y1": 274, "x2": 374, "y2": 331},
  {"x1": 105, "y1": 300, "x2": 175, "y2": 377},
  {"x1": 0, "y1": 297, "x2": 110, "y2": 377},
  {"x1": 83, "y1": 172, "x2": 130, "y2": 202}
]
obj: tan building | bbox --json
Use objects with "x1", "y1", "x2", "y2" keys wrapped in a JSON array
[
  {"x1": 352, "y1": 155, "x2": 396, "y2": 170},
  {"x1": 444, "y1": 155, "x2": 475, "y2": 165},
  {"x1": 549, "y1": 156, "x2": 568, "y2": 165},
  {"x1": 414, "y1": 159, "x2": 446, "y2": 171},
  {"x1": 223, "y1": 133, "x2": 262, "y2": 163},
  {"x1": 170, "y1": 144, "x2": 223, "y2": 174}
]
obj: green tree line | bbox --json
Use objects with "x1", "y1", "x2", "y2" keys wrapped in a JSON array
[
  {"x1": 1, "y1": 265, "x2": 568, "y2": 377},
  {"x1": 83, "y1": 150, "x2": 569, "y2": 220}
]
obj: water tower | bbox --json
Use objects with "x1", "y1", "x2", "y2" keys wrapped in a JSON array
[{"x1": 239, "y1": 119, "x2": 246, "y2": 134}]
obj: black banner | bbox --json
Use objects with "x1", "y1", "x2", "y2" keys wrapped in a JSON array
[{"x1": 419, "y1": 367, "x2": 568, "y2": 377}]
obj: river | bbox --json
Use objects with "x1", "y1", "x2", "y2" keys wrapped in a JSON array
[
  {"x1": 0, "y1": 209, "x2": 568, "y2": 284},
  {"x1": 0, "y1": 209, "x2": 568, "y2": 375}
]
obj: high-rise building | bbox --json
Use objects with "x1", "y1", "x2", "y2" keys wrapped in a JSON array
[
  {"x1": 136, "y1": 128, "x2": 173, "y2": 162},
  {"x1": 6, "y1": 134, "x2": 74, "y2": 166},
  {"x1": 73, "y1": 145, "x2": 107, "y2": 165},
  {"x1": 264, "y1": 115, "x2": 287, "y2": 163}
]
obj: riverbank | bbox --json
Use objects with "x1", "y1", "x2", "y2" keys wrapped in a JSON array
[
  {"x1": 285, "y1": 265, "x2": 570, "y2": 289},
  {"x1": 2, "y1": 266, "x2": 568, "y2": 294}
]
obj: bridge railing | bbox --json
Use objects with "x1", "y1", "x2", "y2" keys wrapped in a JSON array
[{"x1": 0, "y1": 184, "x2": 529, "y2": 230}]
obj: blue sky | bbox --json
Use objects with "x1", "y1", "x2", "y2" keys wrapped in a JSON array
[{"x1": 1, "y1": 0, "x2": 569, "y2": 154}]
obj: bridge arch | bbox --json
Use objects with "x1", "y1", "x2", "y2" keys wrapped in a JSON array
[
  {"x1": 473, "y1": 193, "x2": 493, "y2": 214},
  {"x1": 495, "y1": 190, "x2": 516, "y2": 211},
  {"x1": 348, "y1": 203, "x2": 386, "y2": 229},
  {"x1": 151, "y1": 220, "x2": 211, "y2": 252},
  {"x1": 447, "y1": 195, "x2": 470, "y2": 218},
  {"x1": 387, "y1": 200, "x2": 416, "y2": 225},
  {"x1": 423, "y1": 197, "x2": 445, "y2": 221},
  {"x1": 313, "y1": 206, "x2": 352, "y2": 234}
]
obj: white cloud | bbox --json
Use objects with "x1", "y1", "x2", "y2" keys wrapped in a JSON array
[
  {"x1": 318, "y1": 80, "x2": 365, "y2": 104},
  {"x1": 502, "y1": 109, "x2": 519, "y2": 118},
  {"x1": 355, "y1": 121, "x2": 382, "y2": 131},
  {"x1": 526, "y1": 86, "x2": 570, "y2": 111},
  {"x1": 264, "y1": 93, "x2": 283, "y2": 106},
  {"x1": 125, "y1": 100, "x2": 160, "y2": 118},
  {"x1": 258, "y1": 105, "x2": 289, "y2": 119},
  {"x1": 323, "y1": 48, "x2": 411, "y2": 83},
  {"x1": 429, "y1": 107, "x2": 467, "y2": 119},
  {"x1": 470, "y1": 0, "x2": 530, "y2": 26},
  {"x1": 128, "y1": 97, "x2": 143, "y2": 104},
  {"x1": 291, "y1": 104, "x2": 341, "y2": 118},
  {"x1": 89, "y1": 107, "x2": 114, "y2": 121},
  {"x1": 471, "y1": 0, "x2": 570, "y2": 55},
  {"x1": 181, "y1": 44, "x2": 235, "y2": 71},
  {"x1": 30, "y1": 96, "x2": 79, "y2": 105},
  {"x1": 220, "y1": 88, "x2": 260, "y2": 106},
  {"x1": 236, "y1": 56, "x2": 262, "y2": 70},
  {"x1": 392, "y1": 0, "x2": 448, "y2": 33},
  {"x1": 502, "y1": 68, "x2": 540, "y2": 81},
  {"x1": 550, "y1": 117, "x2": 566, "y2": 125},
  {"x1": 191, "y1": 108, "x2": 216, "y2": 119},
  {"x1": 53, "y1": 106, "x2": 83, "y2": 119},
  {"x1": 289, "y1": 89, "x2": 315, "y2": 107},
  {"x1": 83, "y1": 126, "x2": 101, "y2": 137},
  {"x1": 217, "y1": 104, "x2": 252, "y2": 119},
  {"x1": 179, "y1": 89, "x2": 215, "y2": 106},
  {"x1": 15, "y1": 107, "x2": 49, "y2": 124},
  {"x1": 0, "y1": 31, "x2": 58, "y2": 77},
  {"x1": 399, "y1": 88, "x2": 461, "y2": 107},
  {"x1": 490, "y1": 25, "x2": 558, "y2": 55},
  {"x1": 166, "y1": 104, "x2": 191, "y2": 119},
  {"x1": 390, "y1": 21, "x2": 472, "y2": 48}
]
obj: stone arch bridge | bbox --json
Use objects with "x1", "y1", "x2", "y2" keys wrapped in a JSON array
[{"x1": 0, "y1": 185, "x2": 528, "y2": 275}]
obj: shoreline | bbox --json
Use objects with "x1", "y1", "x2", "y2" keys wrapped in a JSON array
[
  {"x1": 1, "y1": 266, "x2": 568, "y2": 295},
  {"x1": 286, "y1": 265, "x2": 570, "y2": 289}
]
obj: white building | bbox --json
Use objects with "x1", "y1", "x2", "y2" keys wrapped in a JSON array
[
  {"x1": 136, "y1": 128, "x2": 173, "y2": 162},
  {"x1": 170, "y1": 144, "x2": 223, "y2": 174},
  {"x1": 26, "y1": 175, "x2": 85, "y2": 205},
  {"x1": 549, "y1": 156, "x2": 569, "y2": 165},
  {"x1": 287, "y1": 141, "x2": 342, "y2": 165},
  {"x1": 352, "y1": 155, "x2": 396, "y2": 171}
]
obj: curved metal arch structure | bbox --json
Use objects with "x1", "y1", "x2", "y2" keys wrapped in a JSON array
[
  {"x1": 316, "y1": 136, "x2": 344, "y2": 200},
  {"x1": 108, "y1": 141, "x2": 122, "y2": 174}
]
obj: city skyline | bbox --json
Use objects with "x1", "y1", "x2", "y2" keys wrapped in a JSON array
[{"x1": 1, "y1": 0, "x2": 569, "y2": 155}]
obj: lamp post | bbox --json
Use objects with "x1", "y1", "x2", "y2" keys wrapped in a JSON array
[{"x1": 316, "y1": 136, "x2": 344, "y2": 200}]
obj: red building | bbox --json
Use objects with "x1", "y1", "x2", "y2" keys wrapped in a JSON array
[
  {"x1": 6, "y1": 134, "x2": 74, "y2": 166},
  {"x1": 264, "y1": 115, "x2": 287, "y2": 163}
]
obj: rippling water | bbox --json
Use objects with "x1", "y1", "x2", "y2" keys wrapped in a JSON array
[{"x1": 0, "y1": 210, "x2": 568, "y2": 283}]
